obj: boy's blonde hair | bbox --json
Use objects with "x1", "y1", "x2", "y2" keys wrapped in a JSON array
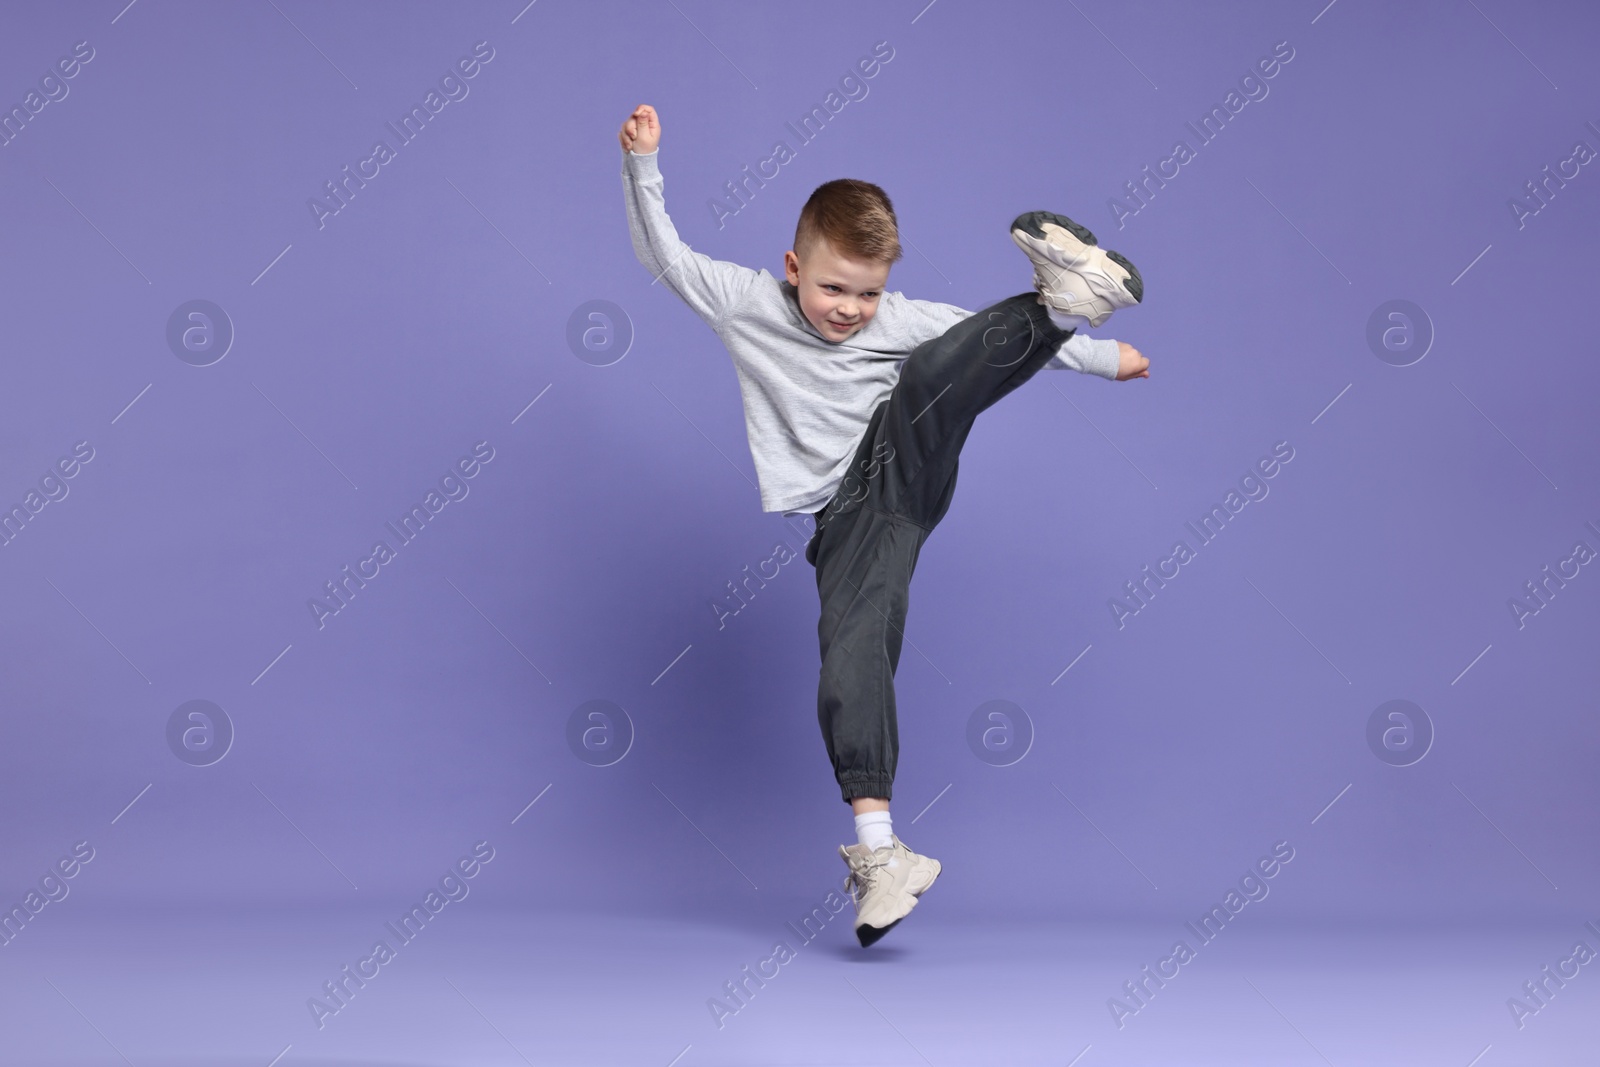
[{"x1": 794, "y1": 179, "x2": 902, "y2": 264}]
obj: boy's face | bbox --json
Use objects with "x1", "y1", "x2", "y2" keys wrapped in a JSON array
[{"x1": 784, "y1": 238, "x2": 891, "y2": 344}]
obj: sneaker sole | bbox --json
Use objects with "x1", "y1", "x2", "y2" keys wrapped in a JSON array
[
  {"x1": 846, "y1": 839, "x2": 938, "y2": 947},
  {"x1": 857, "y1": 916, "x2": 903, "y2": 947},
  {"x1": 853, "y1": 881, "x2": 920, "y2": 947},
  {"x1": 1010, "y1": 210, "x2": 1144, "y2": 304}
]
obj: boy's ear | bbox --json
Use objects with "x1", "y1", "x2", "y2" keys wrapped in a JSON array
[{"x1": 783, "y1": 249, "x2": 800, "y2": 285}]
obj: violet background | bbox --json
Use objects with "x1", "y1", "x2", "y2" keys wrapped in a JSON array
[{"x1": 1, "y1": 1, "x2": 1596, "y2": 1064}]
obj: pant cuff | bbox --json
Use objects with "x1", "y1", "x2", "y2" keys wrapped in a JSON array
[
  {"x1": 839, "y1": 777, "x2": 894, "y2": 804},
  {"x1": 1016, "y1": 291, "x2": 1072, "y2": 344}
]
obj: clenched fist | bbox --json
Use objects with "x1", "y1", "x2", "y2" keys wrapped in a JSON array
[
  {"x1": 1116, "y1": 342, "x2": 1150, "y2": 380},
  {"x1": 619, "y1": 104, "x2": 660, "y2": 154}
]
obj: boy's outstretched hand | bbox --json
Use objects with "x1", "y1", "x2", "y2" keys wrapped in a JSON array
[
  {"x1": 1116, "y1": 342, "x2": 1150, "y2": 380},
  {"x1": 619, "y1": 104, "x2": 660, "y2": 153}
]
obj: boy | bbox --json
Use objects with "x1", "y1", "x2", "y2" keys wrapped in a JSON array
[{"x1": 619, "y1": 103, "x2": 1147, "y2": 946}]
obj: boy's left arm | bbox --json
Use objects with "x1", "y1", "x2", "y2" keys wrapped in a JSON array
[
  {"x1": 880, "y1": 291, "x2": 1147, "y2": 381},
  {"x1": 1056, "y1": 333, "x2": 1149, "y2": 381}
]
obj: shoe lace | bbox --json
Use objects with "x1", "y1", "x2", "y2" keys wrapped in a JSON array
[{"x1": 842, "y1": 851, "x2": 884, "y2": 906}]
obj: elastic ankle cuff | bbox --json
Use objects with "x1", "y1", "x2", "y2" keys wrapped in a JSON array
[
  {"x1": 840, "y1": 778, "x2": 894, "y2": 804},
  {"x1": 1019, "y1": 293, "x2": 1073, "y2": 343}
]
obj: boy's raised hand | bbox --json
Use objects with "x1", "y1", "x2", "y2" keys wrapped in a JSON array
[
  {"x1": 619, "y1": 104, "x2": 661, "y2": 153},
  {"x1": 1116, "y1": 341, "x2": 1150, "y2": 380}
]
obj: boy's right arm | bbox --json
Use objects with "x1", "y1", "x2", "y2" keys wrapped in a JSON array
[{"x1": 619, "y1": 104, "x2": 757, "y2": 330}]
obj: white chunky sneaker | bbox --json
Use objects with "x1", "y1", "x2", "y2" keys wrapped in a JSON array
[
  {"x1": 1010, "y1": 210, "x2": 1144, "y2": 329},
  {"x1": 839, "y1": 834, "x2": 942, "y2": 947}
]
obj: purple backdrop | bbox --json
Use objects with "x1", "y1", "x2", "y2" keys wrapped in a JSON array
[{"x1": 2, "y1": 1, "x2": 1597, "y2": 1064}]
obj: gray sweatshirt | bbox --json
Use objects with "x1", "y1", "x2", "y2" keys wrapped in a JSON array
[{"x1": 622, "y1": 148, "x2": 1122, "y2": 517}]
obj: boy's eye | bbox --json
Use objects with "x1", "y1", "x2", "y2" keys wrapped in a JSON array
[{"x1": 824, "y1": 285, "x2": 841, "y2": 293}]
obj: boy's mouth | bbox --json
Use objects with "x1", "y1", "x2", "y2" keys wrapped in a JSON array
[{"x1": 827, "y1": 318, "x2": 856, "y2": 332}]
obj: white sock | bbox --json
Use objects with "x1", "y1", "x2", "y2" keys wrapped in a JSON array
[
  {"x1": 855, "y1": 810, "x2": 894, "y2": 853},
  {"x1": 1047, "y1": 306, "x2": 1092, "y2": 333}
]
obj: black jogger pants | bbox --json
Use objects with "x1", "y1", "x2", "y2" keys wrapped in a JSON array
[{"x1": 803, "y1": 293, "x2": 1073, "y2": 804}]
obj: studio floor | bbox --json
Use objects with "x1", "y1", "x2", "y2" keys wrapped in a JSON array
[{"x1": 7, "y1": 900, "x2": 1595, "y2": 1066}]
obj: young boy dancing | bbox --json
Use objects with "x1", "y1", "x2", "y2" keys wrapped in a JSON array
[{"x1": 619, "y1": 104, "x2": 1148, "y2": 946}]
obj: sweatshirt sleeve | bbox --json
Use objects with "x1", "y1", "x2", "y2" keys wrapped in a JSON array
[
  {"x1": 1048, "y1": 332, "x2": 1122, "y2": 380},
  {"x1": 622, "y1": 148, "x2": 757, "y2": 330}
]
